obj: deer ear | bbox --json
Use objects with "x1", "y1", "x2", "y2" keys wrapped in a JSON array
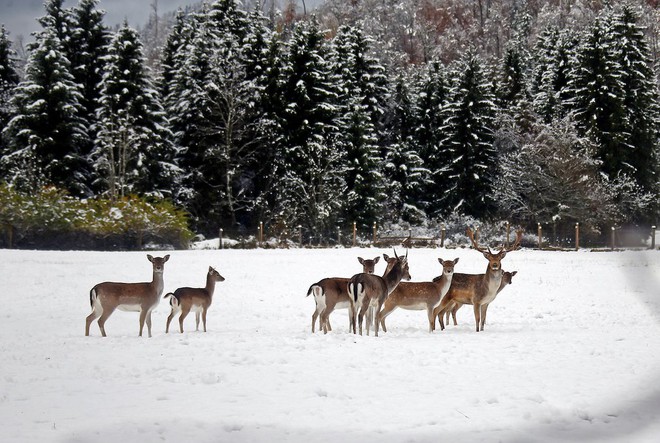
[
  {"x1": 437, "y1": 258, "x2": 444, "y2": 264},
  {"x1": 511, "y1": 270, "x2": 518, "y2": 276},
  {"x1": 147, "y1": 254, "x2": 154, "y2": 262},
  {"x1": 358, "y1": 257, "x2": 364, "y2": 264},
  {"x1": 454, "y1": 257, "x2": 460, "y2": 264},
  {"x1": 383, "y1": 254, "x2": 390, "y2": 261},
  {"x1": 209, "y1": 266, "x2": 213, "y2": 273},
  {"x1": 373, "y1": 256, "x2": 380, "y2": 264},
  {"x1": 482, "y1": 251, "x2": 490, "y2": 260},
  {"x1": 164, "y1": 254, "x2": 170, "y2": 262}
]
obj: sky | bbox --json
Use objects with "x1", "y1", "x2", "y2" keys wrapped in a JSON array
[{"x1": 0, "y1": 0, "x2": 200, "y2": 41}]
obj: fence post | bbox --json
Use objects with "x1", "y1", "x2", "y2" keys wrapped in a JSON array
[
  {"x1": 611, "y1": 226, "x2": 616, "y2": 250},
  {"x1": 259, "y1": 221, "x2": 264, "y2": 247},
  {"x1": 298, "y1": 225, "x2": 303, "y2": 247},
  {"x1": 6, "y1": 224, "x2": 13, "y2": 249},
  {"x1": 373, "y1": 222, "x2": 377, "y2": 246},
  {"x1": 537, "y1": 223, "x2": 542, "y2": 249},
  {"x1": 506, "y1": 221, "x2": 510, "y2": 249},
  {"x1": 219, "y1": 228, "x2": 223, "y2": 250},
  {"x1": 652, "y1": 225, "x2": 657, "y2": 250},
  {"x1": 440, "y1": 225, "x2": 446, "y2": 248},
  {"x1": 575, "y1": 223, "x2": 579, "y2": 251},
  {"x1": 337, "y1": 226, "x2": 341, "y2": 246},
  {"x1": 353, "y1": 222, "x2": 357, "y2": 247}
]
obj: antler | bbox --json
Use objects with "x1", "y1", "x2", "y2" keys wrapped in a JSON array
[
  {"x1": 466, "y1": 227, "x2": 490, "y2": 254},
  {"x1": 504, "y1": 229, "x2": 523, "y2": 252}
]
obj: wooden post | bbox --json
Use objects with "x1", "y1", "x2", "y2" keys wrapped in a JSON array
[
  {"x1": 298, "y1": 225, "x2": 303, "y2": 247},
  {"x1": 611, "y1": 226, "x2": 616, "y2": 250},
  {"x1": 652, "y1": 226, "x2": 657, "y2": 250},
  {"x1": 537, "y1": 223, "x2": 542, "y2": 249},
  {"x1": 219, "y1": 228, "x2": 223, "y2": 250},
  {"x1": 505, "y1": 221, "x2": 510, "y2": 249},
  {"x1": 337, "y1": 226, "x2": 341, "y2": 246},
  {"x1": 7, "y1": 224, "x2": 13, "y2": 249},
  {"x1": 372, "y1": 222, "x2": 377, "y2": 246},
  {"x1": 353, "y1": 222, "x2": 357, "y2": 247},
  {"x1": 575, "y1": 223, "x2": 579, "y2": 251},
  {"x1": 440, "y1": 225, "x2": 446, "y2": 248},
  {"x1": 259, "y1": 221, "x2": 263, "y2": 247}
]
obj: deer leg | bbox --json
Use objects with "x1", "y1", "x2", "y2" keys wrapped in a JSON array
[
  {"x1": 85, "y1": 308, "x2": 101, "y2": 336},
  {"x1": 96, "y1": 306, "x2": 115, "y2": 337},
  {"x1": 166, "y1": 310, "x2": 175, "y2": 333},
  {"x1": 451, "y1": 303, "x2": 460, "y2": 326},
  {"x1": 473, "y1": 303, "x2": 482, "y2": 332},
  {"x1": 146, "y1": 309, "x2": 153, "y2": 338},
  {"x1": 195, "y1": 311, "x2": 200, "y2": 331},
  {"x1": 428, "y1": 305, "x2": 436, "y2": 333},
  {"x1": 311, "y1": 311, "x2": 318, "y2": 333},
  {"x1": 202, "y1": 308, "x2": 208, "y2": 332},
  {"x1": 138, "y1": 309, "x2": 149, "y2": 337},
  {"x1": 378, "y1": 304, "x2": 397, "y2": 333},
  {"x1": 374, "y1": 300, "x2": 385, "y2": 337},
  {"x1": 179, "y1": 307, "x2": 191, "y2": 333},
  {"x1": 480, "y1": 304, "x2": 489, "y2": 331}
]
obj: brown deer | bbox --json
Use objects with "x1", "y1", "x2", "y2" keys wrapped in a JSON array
[
  {"x1": 378, "y1": 257, "x2": 459, "y2": 333},
  {"x1": 306, "y1": 256, "x2": 379, "y2": 333},
  {"x1": 347, "y1": 250, "x2": 411, "y2": 337},
  {"x1": 164, "y1": 266, "x2": 225, "y2": 333},
  {"x1": 85, "y1": 254, "x2": 170, "y2": 337},
  {"x1": 442, "y1": 270, "x2": 517, "y2": 327},
  {"x1": 434, "y1": 228, "x2": 522, "y2": 332}
]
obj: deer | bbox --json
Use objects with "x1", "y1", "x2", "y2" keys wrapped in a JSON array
[
  {"x1": 85, "y1": 254, "x2": 170, "y2": 337},
  {"x1": 378, "y1": 257, "x2": 459, "y2": 333},
  {"x1": 442, "y1": 270, "x2": 517, "y2": 327},
  {"x1": 164, "y1": 266, "x2": 225, "y2": 333},
  {"x1": 433, "y1": 228, "x2": 522, "y2": 332},
  {"x1": 347, "y1": 250, "x2": 411, "y2": 337},
  {"x1": 306, "y1": 256, "x2": 380, "y2": 333}
]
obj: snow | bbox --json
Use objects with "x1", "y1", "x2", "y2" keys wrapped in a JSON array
[{"x1": 1, "y1": 247, "x2": 660, "y2": 442}]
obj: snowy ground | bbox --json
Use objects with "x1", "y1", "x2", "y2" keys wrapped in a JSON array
[{"x1": 1, "y1": 246, "x2": 660, "y2": 443}]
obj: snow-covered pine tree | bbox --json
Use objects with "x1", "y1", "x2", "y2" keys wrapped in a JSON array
[
  {"x1": 332, "y1": 25, "x2": 387, "y2": 229},
  {"x1": 0, "y1": 25, "x2": 19, "y2": 167},
  {"x1": 414, "y1": 61, "x2": 449, "y2": 216},
  {"x1": 68, "y1": 0, "x2": 110, "y2": 194},
  {"x1": 568, "y1": 13, "x2": 629, "y2": 184},
  {"x1": 94, "y1": 22, "x2": 177, "y2": 199},
  {"x1": 158, "y1": 9, "x2": 191, "y2": 101},
  {"x1": 530, "y1": 27, "x2": 577, "y2": 123},
  {"x1": 273, "y1": 18, "x2": 345, "y2": 238},
  {"x1": 610, "y1": 4, "x2": 659, "y2": 202},
  {"x1": 2, "y1": 27, "x2": 88, "y2": 195},
  {"x1": 435, "y1": 51, "x2": 498, "y2": 218}
]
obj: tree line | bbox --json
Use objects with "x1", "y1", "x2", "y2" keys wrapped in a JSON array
[{"x1": 0, "y1": 0, "x2": 658, "y2": 243}]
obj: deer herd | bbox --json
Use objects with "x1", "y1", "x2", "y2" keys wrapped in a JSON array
[{"x1": 85, "y1": 227, "x2": 522, "y2": 338}]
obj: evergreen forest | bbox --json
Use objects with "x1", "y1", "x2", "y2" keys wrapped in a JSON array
[{"x1": 0, "y1": 0, "x2": 659, "y2": 247}]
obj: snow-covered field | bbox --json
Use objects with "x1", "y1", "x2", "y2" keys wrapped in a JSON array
[{"x1": 1, "y1": 246, "x2": 660, "y2": 443}]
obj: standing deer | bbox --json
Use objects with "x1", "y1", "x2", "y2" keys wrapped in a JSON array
[
  {"x1": 85, "y1": 254, "x2": 170, "y2": 337},
  {"x1": 434, "y1": 228, "x2": 522, "y2": 332},
  {"x1": 442, "y1": 270, "x2": 517, "y2": 327},
  {"x1": 347, "y1": 250, "x2": 411, "y2": 337},
  {"x1": 378, "y1": 257, "x2": 459, "y2": 333},
  {"x1": 306, "y1": 256, "x2": 379, "y2": 333},
  {"x1": 164, "y1": 266, "x2": 225, "y2": 333}
]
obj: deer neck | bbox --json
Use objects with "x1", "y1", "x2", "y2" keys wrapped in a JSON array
[
  {"x1": 484, "y1": 267, "x2": 503, "y2": 294},
  {"x1": 152, "y1": 270, "x2": 165, "y2": 297},
  {"x1": 384, "y1": 264, "x2": 404, "y2": 294},
  {"x1": 205, "y1": 275, "x2": 217, "y2": 298}
]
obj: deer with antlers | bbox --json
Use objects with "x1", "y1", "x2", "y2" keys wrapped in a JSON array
[
  {"x1": 441, "y1": 270, "x2": 518, "y2": 328},
  {"x1": 306, "y1": 257, "x2": 380, "y2": 333},
  {"x1": 85, "y1": 254, "x2": 170, "y2": 337},
  {"x1": 347, "y1": 250, "x2": 411, "y2": 337},
  {"x1": 434, "y1": 228, "x2": 522, "y2": 332},
  {"x1": 378, "y1": 257, "x2": 459, "y2": 333}
]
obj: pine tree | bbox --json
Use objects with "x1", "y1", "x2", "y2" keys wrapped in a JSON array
[
  {"x1": 569, "y1": 14, "x2": 628, "y2": 182},
  {"x1": 436, "y1": 52, "x2": 498, "y2": 218},
  {"x1": 332, "y1": 25, "x2": 388, "y2": 229},
  {"x1": 0, "y1": 25, "x2": 19, "y2": 167},
  {"x1": 611, "y1": 5, "x2": 659, "y2": 200},
  {"x1": 68, "y1": 0, "x2": 110, "y2": 193},
  {"x1": 94, "y1": 22, "x2": 177, "y2": 199},
  {"x1": 273, "y1": 18, "x2": 344, "y2": 237},
  {"x1": 2, "y1": 27, "x2": 88, "y2": 194}
]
